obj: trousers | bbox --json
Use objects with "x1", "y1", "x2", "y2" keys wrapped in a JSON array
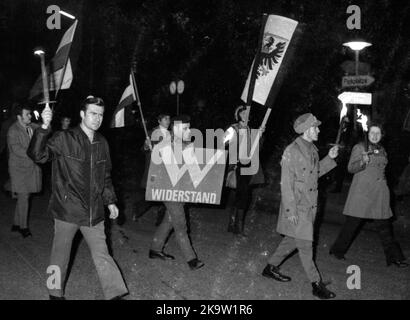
[
  {"x1": 151, "y1": 202, "x2": 196, "y2": 261},
  {"x1": 330, "y1": 215, "x2": 405, "y2": 263},
  {"x1": 48, "y1": 219, "x2": 128, "y2": 299},
  {"x1": 268, "y1": 236, "x2": 321, "y2": 282},
  {"x1": 14, "y1": 192, "x2": 30, "y2": 228}
]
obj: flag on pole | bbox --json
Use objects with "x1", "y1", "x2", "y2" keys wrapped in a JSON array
[
  {"x1": 241, "y1": 15, "x2": 298, "y2": 107},
  {"x1": 29, "y1": 20, "x2": 78, "y2": 99},
  {"x1": 110, "y1": 73, "x2": 138, "y2": 128}
]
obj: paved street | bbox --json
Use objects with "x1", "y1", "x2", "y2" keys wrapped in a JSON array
[{"x1": 0, "y1": 167, "x2": 409, "y2": 300}]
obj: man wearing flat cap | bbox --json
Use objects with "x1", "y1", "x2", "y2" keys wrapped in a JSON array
[{"x1": 262, "y1": 113, "x2": 339, "y2": 299}]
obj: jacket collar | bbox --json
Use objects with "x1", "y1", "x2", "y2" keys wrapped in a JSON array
[
  {"x1": 295, "y1": 136, "x2": 317, "y2": 158},
  {"x1": 73, "y1": 125, "x2": 102, "y2": 144}
]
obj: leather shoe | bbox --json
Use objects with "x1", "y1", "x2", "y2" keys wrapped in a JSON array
[
  {"x1": 20, "y1": 228, "x2": 32, "y2": 238},
  {"x1": 312, "y1": 281, "x2": 336, "y2": 299},
  {"x1": 329, "y1": 250, "x2": 346, "y2": 260},
  {"x1": 11, "y1": 225, "x2": 20, "y2": 232},
  {"x1": 49, "y1": 295, "x2": 66, "y2": 300},
  {"x1": 261, "y1": 264, "x2": 291, "y2": 282},
  {"x1": 188, "y1": 258, "x2": 204, "y2": 270},
  {"x1": 387, "y1": 260, "x2": 409, "y2": 268},
  {"x1": 149, "y1": 250, "x2": 175, "y2": 260}
]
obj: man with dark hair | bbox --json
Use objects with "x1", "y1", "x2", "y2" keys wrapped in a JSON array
[
  {"x1": 149, "y1": 114, "x2": 204, "y2": 270},
  {"x1": 28, "y1": 96, "x2": 128, "y2": 300},
  {"x1": 135, "y1": 113, "x2": 170, "y2": 225},
  {"x1": 7, "y1": 104, "x2": 41, "y2": 237}
]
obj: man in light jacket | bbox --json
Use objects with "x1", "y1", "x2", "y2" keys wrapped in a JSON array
[{"x1": 262, "y1": 113, "x2": 339, "y2": 299}]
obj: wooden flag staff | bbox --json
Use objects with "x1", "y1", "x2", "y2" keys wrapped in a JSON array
[{"x1": 130, "y1": 66, "x2": 152, "y2": 150}]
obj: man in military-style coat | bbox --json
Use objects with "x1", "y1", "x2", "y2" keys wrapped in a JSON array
[{"x1": 262, "y1": 113, "x2": 339, "y2": 299}]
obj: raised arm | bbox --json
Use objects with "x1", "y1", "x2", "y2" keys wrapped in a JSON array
[{"x1": 347, "y1": 143, "x2": 367, "y2": 174}]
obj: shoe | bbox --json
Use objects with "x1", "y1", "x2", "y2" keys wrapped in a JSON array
[
  {"x1": 188, "y1": 258, "x2": 204, "y2": 270},
  {"x1": 110, "y1": 293, "x2": 127, "y2": 300},
  {"x1": 49, "y1": 295, "x2": 66, "y2": 300},
  {"x1": 149, "y1": 250, "x2": 175, "y2": 260},
  {"x1": 11, "y1": 225, "x2": 20, "y2": 232},
  {"x1": 312, "y1": 281, "x2": 336, "y2": 299},
  {"x1": 387, "y1": 260, "x2": 409, "y2": 268},
  {"x1": 329, "y1": 250, "x2": 346, "y2": 260},
  {"x1": 20, "y1": 228, "x2": 32, "y2": 238},
  {"x1": 261, "y1": 264, "x2": 291, "y2": 282}
]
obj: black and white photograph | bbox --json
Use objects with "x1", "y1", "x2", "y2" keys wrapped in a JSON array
[{"x1": 0, "y1": 0, "x2": 409, "y2": 308}]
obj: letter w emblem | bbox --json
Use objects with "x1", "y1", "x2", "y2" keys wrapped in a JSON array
[{"x1": 160, "y1": 145, "x2": 225, "y2": 188}]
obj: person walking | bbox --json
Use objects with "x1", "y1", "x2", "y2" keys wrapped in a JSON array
[
  {"x1": 7, "y1": 104, "x2": 41, "y2": 237},
  {"x1": 330, "y1": 123, "x2": 408, "y2": 268},
  {"x1": 28, "y1": 96, "x2": 128, "y2": 300},
  {"x1": 148, "y1": 114, "x2": 204, "y2": 270},
  {"x1": 224, "y1": 106, "x2": 265, "y2": 237},
  {"x1": 262, "y1": 113, "x2": 339, "y2": 299}
]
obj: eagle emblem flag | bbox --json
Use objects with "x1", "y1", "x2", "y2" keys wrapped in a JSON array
[{"x1": 241, "y1": 15, "x2": 298, "y2": 107}]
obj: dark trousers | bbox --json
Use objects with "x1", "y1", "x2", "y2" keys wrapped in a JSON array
[
  {"x1": 331, "y1": 216, "x2": 405, "y2": 263},
  {"x1": 234, "y1": 168, "x2": 251, "y2": 210}
]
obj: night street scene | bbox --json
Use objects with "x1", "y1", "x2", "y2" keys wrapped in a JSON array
[{"x1": 0, "y1": 0, "x2": 410, "y2": 309}]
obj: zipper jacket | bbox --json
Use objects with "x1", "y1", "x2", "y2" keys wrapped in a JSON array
[{"x1": 27, "y1": 126, "x2": 117, "y2": 227}]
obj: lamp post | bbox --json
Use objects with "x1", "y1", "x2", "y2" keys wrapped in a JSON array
[{"x1": 343, "y1": 41, "x2": 372, "y2": 131}]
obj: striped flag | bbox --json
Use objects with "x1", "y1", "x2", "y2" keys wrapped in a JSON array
[
  {"x1": 110, "y1": 73, "x2": 138, "y2": 128},
  {"x1": 241, "y1": 15, "x2": 298, "y2": 107},
  {"x1": 29, "y1": 20, "x2": 78, "y2": 100}
]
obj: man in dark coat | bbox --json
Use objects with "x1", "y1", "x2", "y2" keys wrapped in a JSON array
[
  {"x1": 261, "y1": 113, "x2": 339, "y2": 299},
  {"x1": 27, "y1": 96, "x2": 128, "y2": 300},
  {"x1": 7, "y1": 104, "x2": 41, "y2": 237}
]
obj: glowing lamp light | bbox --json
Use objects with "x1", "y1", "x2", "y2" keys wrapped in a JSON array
[
  {"x1": 60, "y1": 10, "x2": 76, "y2": 20},
  {"x1": 340, "y1": 103, "x2": 348, "y2": 122},
  {"x1": 34, "y1": 49, "x2": 45, "y2": 56},
  {"x1": 343, "y1": 41, "x2": 372, "y2": 51}
]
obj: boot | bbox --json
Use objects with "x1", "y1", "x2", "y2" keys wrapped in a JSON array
[
  {"x1": 261, "y1": 264, "x2": 291, "y2": 282},
  {"x1": 188, "y1": 258, "x2": 205, "y2": 270},
  {"x1": 312, "y1": 281, "x2": 336, "y2": 299},
  {"x1": 234, "y1": 209, "x2": 247, "y2": 237},
  {"x1": 227, "y1": 208, "x2": 237, "y2": 233}
]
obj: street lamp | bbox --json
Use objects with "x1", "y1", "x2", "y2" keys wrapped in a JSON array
[
  {"x1": 343, "y1": 40, "x2": 372, "y2": 132},
  {"x1": 343, "y1": 41, "x2": 372, "y2": 75}
]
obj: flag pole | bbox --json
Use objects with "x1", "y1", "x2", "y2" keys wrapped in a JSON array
[
  {"x1": 55, "y1": 20, "x2": 78, "y2": 102},
  {"x1": 244, "y1": 13, "x2": 268, "y2": 127},
  {"x1": 130, "y1": 69, "x2": 151, "y2": 150}
]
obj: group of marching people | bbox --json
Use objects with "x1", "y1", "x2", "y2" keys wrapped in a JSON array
[{"x1": 4, "y1": 95, "x2": 408, "y2": 300}]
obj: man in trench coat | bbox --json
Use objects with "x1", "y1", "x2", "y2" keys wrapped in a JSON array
[
  {"x1": 262, "y1": 113, "x2": 339, "y2": 299},
  {"x1": 7, "y1": 104, "x2": 41, "y2": 237}
]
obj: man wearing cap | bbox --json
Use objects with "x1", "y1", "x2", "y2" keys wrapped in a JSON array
[
  {"x1": 262, "y1": 113, "x2": 339, "y2": 299},
  {"x1": 148, "y1": 114, "x2": 204, "y2": 270}
]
